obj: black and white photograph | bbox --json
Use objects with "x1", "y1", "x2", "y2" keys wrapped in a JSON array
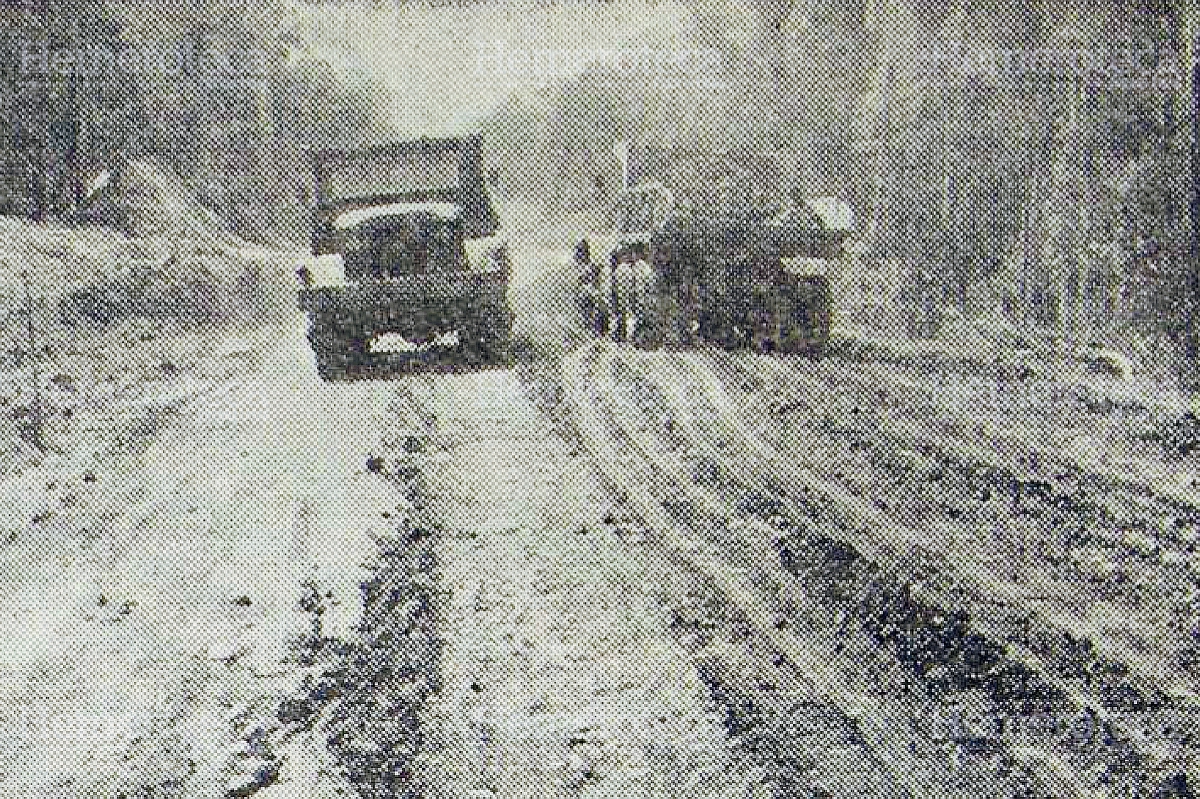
[{"x1": 0, "y1": 0, "x2": 1196, "y2": 796}]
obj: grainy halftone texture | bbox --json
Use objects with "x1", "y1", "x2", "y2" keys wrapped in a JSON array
[{"x1": 0, "y1": 2, "x2": 1196, "y2": 798}]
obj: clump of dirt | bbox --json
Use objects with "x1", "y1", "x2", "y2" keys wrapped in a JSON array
[
  {"x1": 317, "y1": 520, "x2": 442, "y2": 799},
  {"x1": 776, "y1": 530, "x2": 1059, "y2": 710},
  {"x1": 0, "y1": 161, "x2": 292, "y2": 337},
  {"x1": 1139, "y1": 412, "x2": 1200, "y2": 458},
  {"x1": 697, "y1": 661, "x2": 887, "y2": 799},
  {"x1": 225, "y1": 517, "x2": 441, "y2": 799},
  {"x1": 231, "y1": 439, "x2": 443, "y2": 799}
]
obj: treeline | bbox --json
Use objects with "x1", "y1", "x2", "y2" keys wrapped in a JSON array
[
  {"x1": 485, "y1": 0, "x2": 1198, "y2": 376},
  {"x1": 6, "y1": 1, "x2": 1196, "y2": 373},
  {"x1": 0, "y1": 0, "x2": 395, "y2": 243},
  {"x1": 851, "y1": 0, "x2": 1194, "y2": 370}
]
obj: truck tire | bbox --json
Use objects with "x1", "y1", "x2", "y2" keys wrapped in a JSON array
[
  {"x1": 779, "y1": 276, "x2": 832, "y2": 358},
  {"x1": 805, "y1": 277, "x2": 832, "y2": 359},
  {"x1": 309, "y1": 314, "x2": 365, "y2": 381},
  {"x1": 460, "y1": 305, "x2": 512, "y2": 367}
]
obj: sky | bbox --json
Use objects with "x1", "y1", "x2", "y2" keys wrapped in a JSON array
[{"x1": 293, "y1": 0, "x2": 713, "y2": 139}]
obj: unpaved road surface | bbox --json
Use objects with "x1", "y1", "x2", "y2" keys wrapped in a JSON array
[
  {"x1": 0, "y1": 318, "x2": 402, "y2": 798},
  {"x1": 551, "y1": 338, "x2": 1200, "y2": 798},
  {"x1": 404, "y1": 369, "x2": 753, "y2": 799},
  {"x1": 1, "y1": 268, "x2": 1197, "y2": 797}
]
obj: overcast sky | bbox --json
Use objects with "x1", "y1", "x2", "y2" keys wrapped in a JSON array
[{"x1": 294, "y1": 0, "x2": 722, "y2": 138}]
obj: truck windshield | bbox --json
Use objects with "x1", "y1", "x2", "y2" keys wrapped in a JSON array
[{"x1": 343, "y1": 213, "x2": 462, "y2": 280}]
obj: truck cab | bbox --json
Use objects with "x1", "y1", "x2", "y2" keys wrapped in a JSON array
[{"x1": 298, "y1": 135, "x2": 512, "y2": 379}]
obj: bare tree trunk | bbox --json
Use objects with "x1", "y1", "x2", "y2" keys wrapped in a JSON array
[
  {"x1": 1031, "y1": 121, "x2": 1055, "y2": 327},
  {"x1": 1078, "y1": 86, "x2": 1099, "y2": 344},
  {"x1": 1019, "y1": 0, "x2": 1053, "y2": 328},
  {"x1": 1016, "y1": 118, "x2": 1041, "y2": 324},
  {"x1": 1061, "y1": 88, "x2": 1085, "y2": 345},
  {"x1": 1163, "y1": 1, "x2": 1199, "y2": 383},
  {"x1": 1187, "y1": 59, "x2": 1200, "y2": 384},
  {"x1": 870, "y1": 62, "x2": 893, "y2": 248},
  {"x1": 64, "y1": 16, "x2": 83, "y2": 214},
  {"x1": 29, "y1": 5, "x2": 50, "y2": 221},
  {"x1": 18, "y1": 270, "x2": 45, "y2": 452}
]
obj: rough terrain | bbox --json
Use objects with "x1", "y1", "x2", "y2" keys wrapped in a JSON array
[
  {"x1": 0, "y1": 317, "x2": 401, "y2": 798},
  {"x1": 0, "y1": 235, "x2": 1195, "y2": 798}
]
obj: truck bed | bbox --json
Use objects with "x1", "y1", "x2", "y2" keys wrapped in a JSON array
[{"x1": 297, "y1": 266, "x2": 508, "y2": 312}]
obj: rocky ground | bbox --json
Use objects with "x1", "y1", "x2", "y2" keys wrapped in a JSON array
[{"x1": 0, "y1": 228, "x2": 1195, "y2": 798}]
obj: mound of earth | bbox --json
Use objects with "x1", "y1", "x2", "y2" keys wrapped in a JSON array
[
  {"x1": 78, "y1": 159, "x2": 239, "y2": 244},
  {"x1": 0, "y1": 157, "x2": 301, "y2": 330}
]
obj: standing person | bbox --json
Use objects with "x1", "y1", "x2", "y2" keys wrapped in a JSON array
[
  {"x1": 574, "y1": 239, "x2": 595, "y2": 328},
  {"x1": 630, "y1": 252, "x2": 656, "y2": 346},
  {"x1": 612, "y1": 253, "x2": 637, "y2": 342},
  {"x1": 594, "y1": 255, "x2": 614, "y2": 337}
]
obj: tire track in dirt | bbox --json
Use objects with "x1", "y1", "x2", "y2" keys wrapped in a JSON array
[
  {"x1": 568, "y1": 342, "x2": 1196, "y2": 798},
  {"x1": 715, "y1": 352, "x2": 1200, "y2": 676},
  {"x1": 690, "y1": 349, "x2": 1197, "y2": 792},
  {"x1": 677, "y1": 350, "x2": 1195, "y2": 703},
  {"x1": 727, "y1": 351, "x2": 1200, "y2": 684},
  {"x1": 397, "y1": 367, "x2": 757, "y2": 799},
  {"x1": 561, "y1": 343, "x2": 1076, "y2": 799},
  {"x1": 718, "y1": 350, "x2": 1200, "y2": 703},
  {"x1": 769, "y1": 351, "x2": 1200, "y2": 521}
]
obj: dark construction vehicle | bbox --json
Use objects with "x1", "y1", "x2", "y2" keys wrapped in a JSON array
[
  {"x1": 297, "y1": 135, "x2": 512, "y2": 379},
  {"x1": 575, "y1": 144, "x2": 852, "y2": 355}
]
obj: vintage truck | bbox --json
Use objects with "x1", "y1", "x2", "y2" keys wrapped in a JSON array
[
  {"x1": 297, "y1": 135, "x2": 512, "y2": 379},
  {"x1": 575, "y1": 143, "x2": 853, "y2": 355}
]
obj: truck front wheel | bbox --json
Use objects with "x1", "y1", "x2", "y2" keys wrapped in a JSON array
[{"x1": 309, "y1": 314, "x2": 364, "y2": 380}]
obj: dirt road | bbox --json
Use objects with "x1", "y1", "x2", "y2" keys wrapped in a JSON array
[
  {"x1": 401, "y1": 368, "x2": 754, "y2": 799},
  {"x1": 1, "y1": 277, "x2": 1196, "y2": 798},
  {"x1": 0, "y1": 317, "x2": 402, "y2": 798},
  {"x1": 549, "y1": 338, "x2": 1199, "y2": 799}
]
